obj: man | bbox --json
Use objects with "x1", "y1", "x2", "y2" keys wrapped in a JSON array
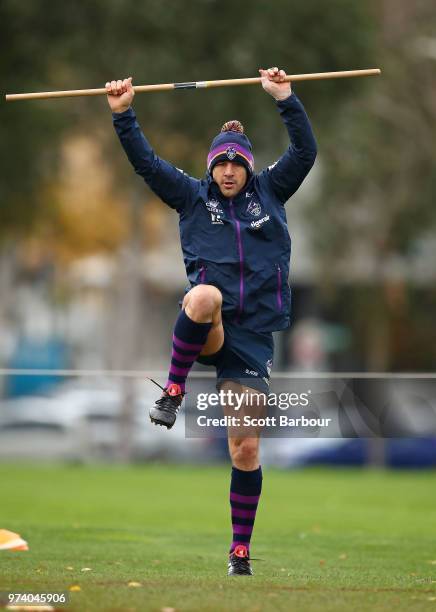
[{"x1": 106, "y1": 68, "x2": 317, "y2": 575}]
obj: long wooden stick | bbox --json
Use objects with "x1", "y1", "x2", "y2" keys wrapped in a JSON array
[{"x1": 5, "y1": 68, "x2": 381, "y2": 102}]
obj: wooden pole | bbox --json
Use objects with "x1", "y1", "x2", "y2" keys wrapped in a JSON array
[{"x1": 5, "y1": 68, "x2": 381, "y2": 102}]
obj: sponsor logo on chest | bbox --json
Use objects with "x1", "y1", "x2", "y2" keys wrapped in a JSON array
[
  {"x1": 250, "y1": 214, "x2": 270, "y2": 229},
  {"x1": 205, "y1": 199, "x2": 224, "y2": 225}
]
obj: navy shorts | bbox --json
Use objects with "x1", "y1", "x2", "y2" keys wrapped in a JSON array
[{"x1": 196, "y1": 318, "x2": 274, "y2": 394}]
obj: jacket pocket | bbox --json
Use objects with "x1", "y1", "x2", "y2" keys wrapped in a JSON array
[{"x1": 198, "y1": 262, "x2": 207, "y2": 284}]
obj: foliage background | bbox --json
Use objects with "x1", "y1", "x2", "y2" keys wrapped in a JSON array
[{"x1": 1, "y1": 0, "x2": 435, "y2": 371}]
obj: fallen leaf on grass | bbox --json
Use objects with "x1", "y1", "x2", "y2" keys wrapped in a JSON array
[
  {"x1": 428, "y1": 560, "x2": 436, "y2": 565},
  {"x1": 338, "y1": 553, "x2": 347, "y2": 560},
  {"x1": 319, "y1": 559, "x2": 326, "y2": 566},
  {"x1": 69, "y1": 585, "x2": 81, "y2": 592},
  {"x1": 128, "y1": 581, "x2": 142, "y2": 588},
  {"x1": 81, "y1": 567, "x2": 92, "y2": 572},
  {"x1": 161, "y1": 608, "x2": 175, "y2": 612},
  {"x1": 66, "y1": 566, "x2": 74, "y2": 570},
  {"x1": 427, "y1": 597, "x2": 436, "y2": 601}
]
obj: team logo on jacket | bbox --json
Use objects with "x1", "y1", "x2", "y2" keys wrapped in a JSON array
[
  {"x1": 246, "y1": 200, "x2": 261, "y2": 217},
  {"x1": 226, "y1": 146, "x2": 237, "y2": 160},
  {"x1": 205, "y1": 199, "x2": 224, "y2": 225},
  {"x1": 211, "y1": 213, "x2": 223, "y2": 224},
  {"x1": 206, "y1": 199, "x2": 218, "y2": 210}
]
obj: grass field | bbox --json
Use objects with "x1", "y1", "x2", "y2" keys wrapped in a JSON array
[{"x1": 1, "y1": 464, "x2": 436, "y2": 611}]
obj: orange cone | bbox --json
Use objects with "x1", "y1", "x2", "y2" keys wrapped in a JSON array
[{"x1": 0, "y1": 529, "x2": 29, "y2": 551}]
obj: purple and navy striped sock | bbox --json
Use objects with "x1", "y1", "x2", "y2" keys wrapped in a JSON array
[
  {"x1": 165, "y1": 309, "x2": 212, "y2": 393},
  {"x1": 230, "y1": 465, "x2": 262, "y2": 554}
]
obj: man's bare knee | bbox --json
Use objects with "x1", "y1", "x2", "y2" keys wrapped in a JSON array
[
  {"x1": 185, "y1": 285, "x2": 222, "y2": 322},
  {"x1": 230, "y1": 437, "x2": 259, "y2": 470}
]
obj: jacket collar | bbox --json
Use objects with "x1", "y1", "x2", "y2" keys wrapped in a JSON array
[{"x1": 206, "y1": 172, "x2": 255, "y2": 203}]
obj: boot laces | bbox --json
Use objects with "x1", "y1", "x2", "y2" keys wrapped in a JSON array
[
  {"x1": 230, "y1": 555, "x2": 252, "y2": 572},
  {"x1": 152, "y1": 382, "x2": 184, "y2": 415}
]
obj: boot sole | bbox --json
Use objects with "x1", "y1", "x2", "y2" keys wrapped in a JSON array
[{"x1": 149, "y1": 409, "x2": 176, "y2": 429}]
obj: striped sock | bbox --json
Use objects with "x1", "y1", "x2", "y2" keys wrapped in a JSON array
[
  {"x1": 165, "y1": 309, "x2": 212, "y2": 393},
  {"x1": 229, "y1": 466, "x2": 262, "y2": 554}
]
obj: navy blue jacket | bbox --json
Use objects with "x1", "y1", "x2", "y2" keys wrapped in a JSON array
[{"x1": 113, "y1": 93, "x2": 317, "y2": 332}]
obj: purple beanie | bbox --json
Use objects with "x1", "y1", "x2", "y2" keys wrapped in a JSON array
[{"x1": 207, "y1": 120, "x2": 254, "y2": 175}]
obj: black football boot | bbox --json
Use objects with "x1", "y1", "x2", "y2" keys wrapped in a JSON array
[
  {"x1": 149, "y1": 383, "x2": 184, "y2": 429},
  {"x1": 228, "y1": 545, "x2": 253, "y2": 576}
]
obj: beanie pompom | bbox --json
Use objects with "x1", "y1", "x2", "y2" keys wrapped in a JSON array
[
  {"x1": 221, "y1": 120, "x2": 244, "y2": 134},
  {"x1": 208, "y1": 121, "x2": 253, "y2": 175}
]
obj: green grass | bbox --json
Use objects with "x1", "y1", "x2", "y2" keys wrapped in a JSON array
[{"x1": 1, "y1": 464, "x2": 436, "y2": 611}]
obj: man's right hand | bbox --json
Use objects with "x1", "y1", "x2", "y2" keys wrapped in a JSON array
[{"x1": 105, "y1": 77, "x2": 135, "y2": 113}]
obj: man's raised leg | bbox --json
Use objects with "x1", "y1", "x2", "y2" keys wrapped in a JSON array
[{"x1": 149, "y1": 285, "x2": 223, "y2": 428}]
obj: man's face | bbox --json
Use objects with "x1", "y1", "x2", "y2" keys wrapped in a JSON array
[{"x1": 212, "y1": 161, "x2": 247, "y2": 198}]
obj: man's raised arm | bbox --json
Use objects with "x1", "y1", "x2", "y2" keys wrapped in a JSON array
[
  {"x1": 258, "y1": 68, "x2": 317, "y2": 204},
  {"x1": 106, "y1": 77, "x2": 199, "y2": 212}
]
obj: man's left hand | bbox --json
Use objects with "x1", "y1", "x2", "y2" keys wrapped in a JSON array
[{"x1": 259, "y1": 67, "x2": 292, "y2": 101}]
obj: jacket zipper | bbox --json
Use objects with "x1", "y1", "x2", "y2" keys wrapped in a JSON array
[
  {"x1": 276, "y1": 265, "x2": 282, "y2": 311},
  {"x1": 229, "y1": 199, "x2": 244, "y2": 321}
]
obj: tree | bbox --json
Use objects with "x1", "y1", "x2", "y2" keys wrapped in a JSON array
[
  {"x1": 303, "y1": 0, "x2": 436, "y2": 369},
  {"x1": 1, "y1": 0, "x2": 375, "y2": 240}
]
